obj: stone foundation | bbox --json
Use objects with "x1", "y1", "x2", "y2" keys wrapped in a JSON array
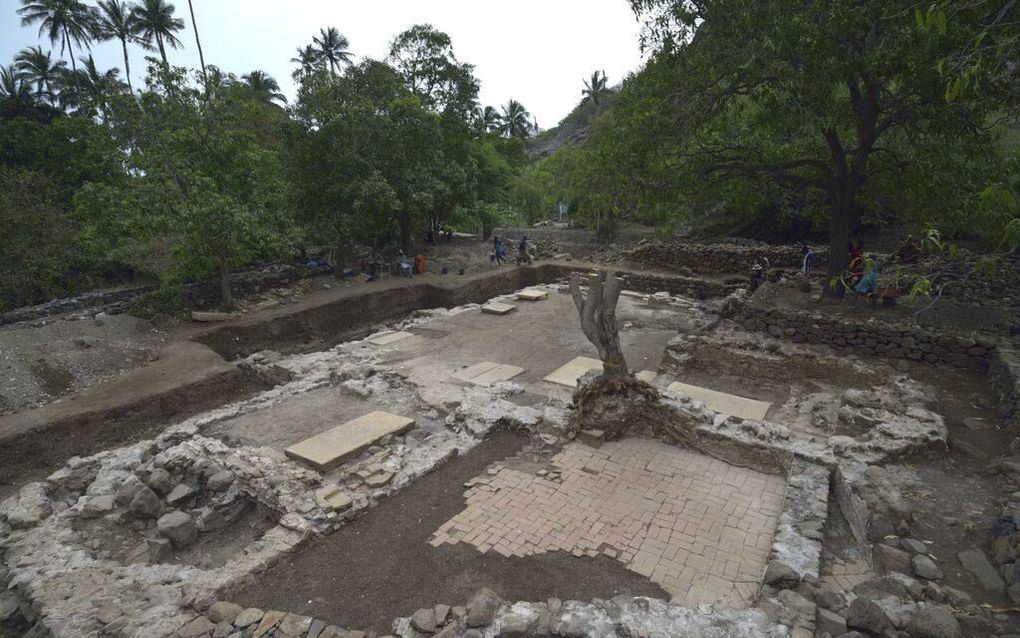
[{"x1": 627, "y1": 241, "x2": 829, "y2": 274}]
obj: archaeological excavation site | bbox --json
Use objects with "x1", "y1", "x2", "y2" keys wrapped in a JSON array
[{"x1": 1, "y1": 241, "x2": 1019, "y2": 638}]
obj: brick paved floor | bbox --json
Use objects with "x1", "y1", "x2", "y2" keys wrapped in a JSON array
[{"x1": 430, "y1": 438, "x2": 787, "y2": 607}]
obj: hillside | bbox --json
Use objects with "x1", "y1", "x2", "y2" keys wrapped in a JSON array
[{"x1": 526, "y1": 90, "x2": 618, "y2": 160}]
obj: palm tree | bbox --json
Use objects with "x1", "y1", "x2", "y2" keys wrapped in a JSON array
[
  {"x1": 481, "y1": 105, "x2": 501, "y2": 132},
  {"x1": 60, "y1": 54, "x2": 125, "y2": 119},
  {"x1": 185, "y1": 0, "x2": 207, "y2": 85},
  {"x1": 291, "y1": 45, "x2": 321, "y2": 81},
  {"x1": 241, "y1": 70, "x2": 287, "y2": 106},
  {"x1": 93, "y1": 0, "x2": 142, "y2": 94},
  {"x1": 581, "y1": 70, "x2": 609, "y2": 105},
  {"x1": 0, "y1": 64, "x2": 34, "y2": 105},
  {"x1": 14, "y1": 45, "x2": 65, "y2": 101},
  {"x1": 17, "y1": 0, "x2": 96, "y2": 83},
  {"x1": 498, "y1": 99, "x2": 532, "y2": 139},
  {"x1": 131, "y1": 0, "x2": 184, "y2": 65},
  {"x1": 312, "y1": 27, "x2": 353, "y2": 75}
]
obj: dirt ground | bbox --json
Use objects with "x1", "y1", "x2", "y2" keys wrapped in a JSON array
[
  {"x1": 0, "y1": 314, "x2": 166, "y2": 416},
  {"x1": 227, "y1": 432, "x2": 668, "y2": 633}
]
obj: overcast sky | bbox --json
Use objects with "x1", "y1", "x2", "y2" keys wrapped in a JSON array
[{"x1": 1, "y1": 0, "x2": 648, "y2": 127}]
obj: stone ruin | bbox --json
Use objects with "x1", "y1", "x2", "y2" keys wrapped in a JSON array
[{"x1": 1, "y1": 269, "x2": 1018, "y2": 638}]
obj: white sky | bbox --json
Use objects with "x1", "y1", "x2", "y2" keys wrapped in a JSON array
[{"x1": 1, "y1": 0, "x2": 648, "y2": 128}]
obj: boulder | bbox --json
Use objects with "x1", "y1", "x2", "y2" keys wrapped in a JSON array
[
  {"x1": 207, "y1": 602, "x2": 243, "y2": 624},
  {"x1": 764, "y1": 559, "x2": 800, "y2": 587},
  {"x1": 157, "y1": 510, "x2": 199, "y2": 548},
  {"x1": 144, "y1": 468, "x2": 175, "y2": 495},
  {"x1": 166, "y1": 484, "x2": 196, "y2": 506},
  {"x1": 466, "y1": 588, "x2": 501, "y2": 628},
  {"x1": 816, "y1": 608, "x2": 847, "y2": 636},
  {"x1": 114, "y1": 474, "x2": 145, "y2": 506},
  {"x1": 207, "y1": 471, "x2": 235, "y2": 492},
  {"x1": 80, "y1": 495, "x2": 116, "y2": 519},
  {"x1": 913, "y1": 554, "x2": 944, "y2": 581},
  {"x1": 410, "y1": 608, "x2": 436, "y2": 633},
  {"x1": 847, "y1": 597, "x2": 893, "y2": 635},
  {"x1": 874, "y1": 543, "x2": 912, "y2": 574},
  {"x1": 177, "y1": 616, "x2": 216, "y2": 638},
  {"x1": 128, "y1": 485, "x2": 161, "y2": 519},
  {"x1": 5, "y1": 483, "x2": 52, "y2": 529},
  {"x1": 276, "y1": 613, "x2": 312, "y2": 637},
  {"x1": 906, "y1": 605, "x2": 961, "y2": 638},
  {"x1": 232, "y1": 608, "x2": 264, "y2": 628},
  {"x1": 498, "y1": 611, "x2": 532, "y2": 637},
  {"x1": 0, "y1": 591, "x2": 20, "y2": 621}
]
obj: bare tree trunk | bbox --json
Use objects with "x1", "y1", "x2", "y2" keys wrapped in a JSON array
[
  {"x1": 121, "y1": 38, "x2": 133, "y2": 94},
  {"x1": 570, "y1": 270, "x2": 629, "y2": 377},
  {"x1": 187, "y1": 0, "x2": 208, "y2": 86}
]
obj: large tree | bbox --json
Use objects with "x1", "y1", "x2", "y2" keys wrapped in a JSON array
[
  {"x1": 241, "y1": 70, "x2": 286, "y2": 106},
  {"x1": 17, "y1": 0, "x2": 95, "y2": 87},
  {"x1": 14, "y1": 45, "x2": 65, "y2": 101},
  {"x1": 312, "y1": 27, "x2": 353, "y2": 75},
  {"x1": 627, "y1": 0, "x2": 1005, "y2": 284},
  {"x1": 388, "y1": 24, "x2": 478, "y2": 116},
  {"x1": 131, "y1": 0, "x2": 183, "y2": 65},
  {"x1": 498, "y1": 99, "x2": 531, "y2": 139},
  {"x1": 93, "y1": 0, "x2": 141, "y2": 94},
  {"x1": 77, "y1": 64, "x2": 293, "y2": 307}
]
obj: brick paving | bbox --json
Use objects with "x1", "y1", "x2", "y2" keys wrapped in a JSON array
[{"x1": 430, "y1": 438, "x2": 787, "y2": 607}]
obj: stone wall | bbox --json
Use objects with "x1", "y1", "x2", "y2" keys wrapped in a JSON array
[
  {"x1": 626, "y1": 240, "x2": 830, "y2": 274},
  {"x1": 990, "y1": 346, "x2": 1020, "y2": 434},
  {"x1": 733, "y1": 303, "x2": 997, "y2": 371}
]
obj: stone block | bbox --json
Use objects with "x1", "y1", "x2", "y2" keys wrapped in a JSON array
[
  {"x1": 285, "y1": 411, "x2": 415, "y2": 472},
  {"x1": 958, "y1": 549, "x2": 1005, "y2": 592},
  {"x1": 453, "y1": 361, "x2": 525, "y2": 386},
  {"x1": 481, "y1": 302, "x2": 517, "y2": 315},
  {"x1": 577, "y1": 429, "x2": 605, "y2": 449},
  {"x1": 516, "y1": 289, "x2": 549, "y2": 301}
]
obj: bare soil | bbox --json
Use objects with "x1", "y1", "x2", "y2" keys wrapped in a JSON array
[{"x1": 227, "y1": 431, "x2": 668, "y2": 633}]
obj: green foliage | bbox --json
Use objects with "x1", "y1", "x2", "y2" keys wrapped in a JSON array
[
  {"x1": 76, "y1": 63, "x2": 294, "y2": 300},
  {"x1": 0, "y1": 166, "x2": 79, "y2": 309}
]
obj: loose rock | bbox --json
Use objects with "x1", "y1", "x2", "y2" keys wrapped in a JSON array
[{"x1": 157, "y1": 510, "x2": 199, "y2": 548}]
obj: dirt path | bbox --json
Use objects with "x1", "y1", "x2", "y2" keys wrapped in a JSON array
[{"x1": 227, "y1": 432, "x2": 667, "y2": 633}]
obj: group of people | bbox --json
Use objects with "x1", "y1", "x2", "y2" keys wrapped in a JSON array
[
  {"x1": 749, "y1": 239, "x2": 879, "y2": 297},
  {"x1": 491, "y1": 235, "x2": 532, "y2": 266}
]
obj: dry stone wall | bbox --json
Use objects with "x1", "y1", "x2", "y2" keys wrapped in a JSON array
[
  {"x1": 627, "y1": 241, "x2": 830, "y2": 274},
  {"x1": 734, "y1": 304, "x2": 997, "y2": 371},
  {"x1": 990, "y1": 346, "x2": 1020, "y2": 441}
]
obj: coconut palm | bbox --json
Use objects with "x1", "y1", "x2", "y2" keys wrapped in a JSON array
[
  {"x1": 93, "y1": 0, "x2": 142, "y2": 94},
  {"x1": 185, "y1": 0, "x2": 207, "y2": 85},
  {"x1": 241, "y1": 70, "x2": 287, "y2": 106},
  {"x1": 313, "y1": 27, "x2": 353, "y2": 75},
  {"x1": 131, "y1": 0, "x2": 184, "y2": 65},
  {"x1": 481, "y1": 105, "x2": 501, "y2": 132},
  {"x1": 498, "y1": 99, "x2": 532, "y2": 139},
  {"x1": 14, "y1": 45, "x2": 66, "y2": 101},
  {"x1": 291, "y1": 45, "x2": 321, "y2": 81},
  {"x1": 1, "y1": 64, "x2": 34, "y2": 105},
  {"x1": 581, "y1": 70, "x2": 609, "y2": 105},
  {"x1": 17, "y1": 0, "x2": 96, "y2": 82},
  {"x1": 59, "y1": 54, "x2": 125, "y2": 119}
]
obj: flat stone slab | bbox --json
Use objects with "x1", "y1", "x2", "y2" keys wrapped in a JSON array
[
  {"x1": 368, "y1": 331, "x2": 414, "y2": 346},
  {"x1": 452, "y1": 361, "x2": 525, "y2": 386},
  {"x1": 285, "y1": 411, "x2": 415, "y2": 472},
  {"x1": 666, "y1": 382, "x2": 772, "y2": 421},
  {"x1": 544, "y1": 356, "x2": 604, "y2": 387},
  {"x1": 635, "y1": 370, "x2": 658, "y2": 383},
  {"x1": 516, "y1": 289, "x2": 549, "y2": 301},
  {"x1": 544, "y1": 357, "x2": 657, "y2": 388},
  {"x1": 481, "y1": 302, "x2": 517, "y2": 315},
  {"x1": 620, "y1": 290, "x2": 646, "y2": 299},
  {"x1": 958, "y1": 549, "x2": 1005, "y2": 592}
]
